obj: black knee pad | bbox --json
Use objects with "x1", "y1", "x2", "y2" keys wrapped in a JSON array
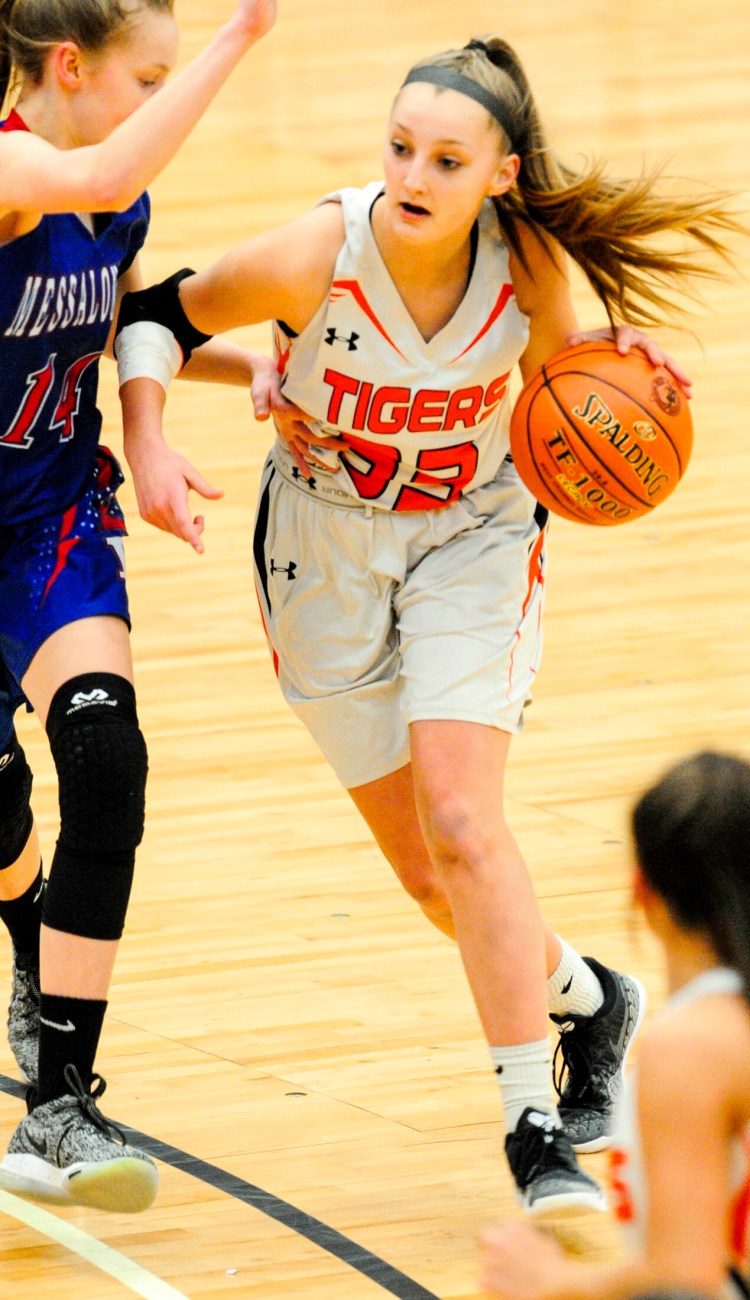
[
  {"x1": 0, "y1": 733, "x2": 34, "y2": 871},
  {"x1": 44, "y1": 673, "x2": 148, "y2": 941}
]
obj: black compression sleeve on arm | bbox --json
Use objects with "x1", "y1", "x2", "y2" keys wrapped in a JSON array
[{"x1": 116, "y1": 268, "x2": 213, "y2": 367}]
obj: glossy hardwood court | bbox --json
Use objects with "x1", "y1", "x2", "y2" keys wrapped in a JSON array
[{"x1": 1, "y1": 1, "x2": 749, "y2": 1295}]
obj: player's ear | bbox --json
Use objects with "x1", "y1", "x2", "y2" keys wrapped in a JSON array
[
  {"x1": 51, "y1": 41, "x2": 86, "y2": 91},
  {"x1": 488, "y1": 152, "x2": 520, "y2": 198},
  {"x1": 632, "y1": 864, "x2": 655, "y2": 914}
]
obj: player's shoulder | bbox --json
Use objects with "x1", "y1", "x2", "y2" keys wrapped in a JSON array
[
  {"x1": 638, "y1": 990, "x2": 750, "y2": 1118},
  {"x1": 275, "y1": 199, "x2": 345, "y2": 263},
  {"x1": 507, "y1": 218, "x2": 569, "y2": 317}
]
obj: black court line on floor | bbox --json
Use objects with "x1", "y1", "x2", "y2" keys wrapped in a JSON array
[{"x1": 0, "y1": 1073, "x2": 440, "y2": 1300}]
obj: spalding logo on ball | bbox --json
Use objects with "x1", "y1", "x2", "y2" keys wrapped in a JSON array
[{"x1": 509, "y1": 340, "x2": 693, "y2": 525}]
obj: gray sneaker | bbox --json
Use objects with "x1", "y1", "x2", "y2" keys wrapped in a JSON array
[
  {"x1": 505, "y1": 1107, "x2": 607, "y2": 1218},
  {"x1": 552, "y1": 957, "x2": 646, "y2": 1152},
  {"x1": 0, "y1": 1065, "x2": 158, "y2": 1212},
  {"x1": 7, "y1": 950, "x2": 40, "y2": 1086}
]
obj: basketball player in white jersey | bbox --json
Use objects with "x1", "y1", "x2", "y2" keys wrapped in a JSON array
[
  {"x1": 482, "y1": 750, "x2": 750, "y2": 1297},
  {"x1": 112, "y1": 37, "x2": 740, "y2": 1216}
]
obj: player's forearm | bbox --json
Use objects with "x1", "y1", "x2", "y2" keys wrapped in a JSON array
[
  {"x1": 178, "y1": 339, "x2": 260, "y2": 385},
  {"x1": 120, "y1": 379, "x2": 168, "y2": 463}
]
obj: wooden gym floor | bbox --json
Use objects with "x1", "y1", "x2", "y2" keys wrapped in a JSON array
[{"x1": 1, "y1": 1, "x2": 749, "y2": 1295}]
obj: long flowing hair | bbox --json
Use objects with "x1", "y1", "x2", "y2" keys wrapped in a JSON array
[{"x1": 407, "y1": 38, "x2": 744, "y2": 327}]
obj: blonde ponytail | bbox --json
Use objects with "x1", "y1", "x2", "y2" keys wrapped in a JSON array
[{"x1": 408, "y1": 37, "x2": 743, "y2": 328}]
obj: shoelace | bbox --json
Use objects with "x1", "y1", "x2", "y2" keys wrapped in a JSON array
[
  {"x1": 553, "y1": 1026, "x2": 608, "y2": 1110},
  {"x1": 510, "y1": 1119, "x2": 580, "y2": 1185},
  {"x1": 55, "y1": 1064, "x2": 129, "y2": 1155},
  {"x1": 14, "y1": 957, "x2": 40, "y2": 1002}
]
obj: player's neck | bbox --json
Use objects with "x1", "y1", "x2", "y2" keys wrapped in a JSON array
[
  {"x1": 15, "y1": 87, "x2": 78, "y2": 150},
  {"x1": 661, "y1": 923, "x2": 723, "y2": 996}
]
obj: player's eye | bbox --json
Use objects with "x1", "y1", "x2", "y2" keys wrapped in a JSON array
[
  {"x1": 437, "y1": 156, "x2": 461, "y2": 171},
  {"x1": 390, "y1": 139, "x2": 409, "y2": 157}
]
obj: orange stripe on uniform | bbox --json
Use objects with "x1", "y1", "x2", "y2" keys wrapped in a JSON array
[
  {"x1": 450, "y1": 283, "x2": 515, "y2": 362},
  {"x1": 254, "y1": 587, "x2": 280, "y2": 678},
  {"x1": 330, "y1": 280, "x2": 408, "y2": 359},
  {"x1": 731, "y1": 1134, "x2": 750, "y2": 1263},
  {"x1": 505, "y1": 522, "x2": 546, "y2": 702}
]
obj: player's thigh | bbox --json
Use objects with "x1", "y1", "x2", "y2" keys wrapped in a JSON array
[{"x1": 22, "y1": 616, "x2": 133, "y2": 728}]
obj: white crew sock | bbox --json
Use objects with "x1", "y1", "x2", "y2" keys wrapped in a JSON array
[
  {"x1": 490, "y1": 1039, "x2": 560, "y2": 1134},
  {"x1": 547, "y1": 937, "x2": 605, "y2": 1019}
]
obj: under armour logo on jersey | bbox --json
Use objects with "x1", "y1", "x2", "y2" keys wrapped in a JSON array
[
  {"x1": 324, "y1": 327, "x2": 359, "y2": 351},
  {"x1": 291, "y1": 466, "x2": 317, "y2": 491},
  {"x1": 270, "y1": 560, "x2": 298, "y2": 580}
]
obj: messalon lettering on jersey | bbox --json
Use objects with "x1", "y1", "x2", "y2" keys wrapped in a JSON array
[
  {"x1": 322, "y1": 366, "x2": 512, "y2": 435},
  {"x1": 4, "y1": 267, "x2": 120, "y2": 339}
]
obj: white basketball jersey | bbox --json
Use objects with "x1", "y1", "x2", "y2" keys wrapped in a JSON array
[
  {"x1": 610, "y1": 968, "x2": 750, "y2": 1298},
  {"x1": 273, "y1": 181, "x2": 530, "y2": 511}
]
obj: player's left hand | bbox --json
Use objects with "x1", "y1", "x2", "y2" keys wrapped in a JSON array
[
  {"x1": 479, "y1": 1224, "x2": 566, "y2": 1299},
  {"x1": 567, "y1": 325, "x2": 692, "y2": 397}
]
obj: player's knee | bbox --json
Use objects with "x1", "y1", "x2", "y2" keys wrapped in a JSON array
[
  {"x1": 420, "y1": 798, "x2": 493, "y2": 875},
  {"x1": 0, "y1": 734, "x2": 34, "y2": 871},
  {"x1": 398, "y1": 866, "x2": 449, "y2": 914},
  {"x1": 44, "y1": 674, "x2": 148, "y2": 940}
]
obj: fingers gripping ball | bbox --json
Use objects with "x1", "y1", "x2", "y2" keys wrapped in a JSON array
[{"x1": 509, "y1": 341, "x2": 693, "y2": 525}]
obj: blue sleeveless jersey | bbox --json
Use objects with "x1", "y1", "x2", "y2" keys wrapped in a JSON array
[{"x1": 0, "y1": 109, "x2": 150, "y2": 526}]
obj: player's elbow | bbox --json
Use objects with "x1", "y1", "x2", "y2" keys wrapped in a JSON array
[{"x1": 83, "y1": 152, "x2": 142, "y2": 213}]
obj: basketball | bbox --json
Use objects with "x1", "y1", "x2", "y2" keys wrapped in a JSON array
[{"x1": 509, "y1": 340, "x2": 693, "y2": 525}]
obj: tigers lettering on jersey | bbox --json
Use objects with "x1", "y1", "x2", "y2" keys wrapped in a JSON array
[
  {"x1": 5, "y1": 267, "x2": 120, "y2": 338},
  {"x1": 322, "y1": 366, "x2": 510, "y2": 434},
  {"x1": 276, "y1": 182, "x2": 530, "y2": 512}
]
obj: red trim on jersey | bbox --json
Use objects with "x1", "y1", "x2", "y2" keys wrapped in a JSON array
[
  {"x1": 330, "y1": 279, "x2": 408, "y2": 360},
  {"x1": 450, "y1": 282, "x2": 515, "y2": 362},
  {"x1": 0, "y1": 109, "x2": 30, "y2": 134},
  {"x1": 42, "y1": 505, "x2": 80, "y2": 605},
  {"x1": 731, "y1": 1133, "x2": 750, "y2": 1264},
  {"x1": 505, "y1": 521, "x2": 546, "y2": 702},
  {"x1": 255, "y1": 588, "x2": 280, "y2": 677}
]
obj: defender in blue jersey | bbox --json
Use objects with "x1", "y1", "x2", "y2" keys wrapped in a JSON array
[{"x1": 0, "y1": 0, "x2": 278, "y2": 1214}]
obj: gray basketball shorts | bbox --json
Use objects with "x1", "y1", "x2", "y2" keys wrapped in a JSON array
[{"x1": 253, "y1": 452, "x2": 549, "y2": 789}]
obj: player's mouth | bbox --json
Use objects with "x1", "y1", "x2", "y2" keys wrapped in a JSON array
[{"x1": 399, "y1": 201, "x2": 431, "y2": 220}]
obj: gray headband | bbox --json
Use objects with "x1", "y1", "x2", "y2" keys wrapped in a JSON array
[{"x1": 401, "y1": 66, "x2": 517, "y2": 151}]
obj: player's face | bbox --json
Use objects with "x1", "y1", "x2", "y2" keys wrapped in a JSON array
[
  {"x1": 382, "y1": 83, "x2": 519, "y2": 244},
  {"x1": 71, "y1": 6, "x2": 179, "y2": 145}
]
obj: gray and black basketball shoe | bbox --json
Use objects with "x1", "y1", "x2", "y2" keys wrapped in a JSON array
[
  {"x1": 0, "y1": 1065, "x2": 158, "y2": 1212},
  {"x1": 552, "y1": 956, "x2": 646, "y2": 1152},
  {"x1": 7, "y1": 950, "x2": 40, "y2": 1086},
  {"x1": 505, "y1": 1107, "x2": 607, "y2": 1217}
]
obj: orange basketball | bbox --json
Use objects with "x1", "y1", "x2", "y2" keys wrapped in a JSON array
[{"x1": 509, "y1": 340, "x2": 693, "y2": 525}]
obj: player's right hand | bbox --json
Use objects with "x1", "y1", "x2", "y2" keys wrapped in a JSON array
[
  {"x1": 131, "y1": 443, "x2": 224, "y2": 554},
  {"x1": 230, "y1": 0, "x2": 277, "y2": 44}
]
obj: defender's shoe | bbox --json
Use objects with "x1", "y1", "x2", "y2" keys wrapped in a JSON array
[
  {"x1": 552, "y1": 957, "x2": 646, "y2": 1152},
  {"x1": 7, "y1": 950, "x2": 40, "y2": 1086},
  {"x1": 0, "y1": 1065, "x2": 158, "y2": 1213},
  {"x1": 505, "y1": 1107, "x2": 607, "y2": 1218}
]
